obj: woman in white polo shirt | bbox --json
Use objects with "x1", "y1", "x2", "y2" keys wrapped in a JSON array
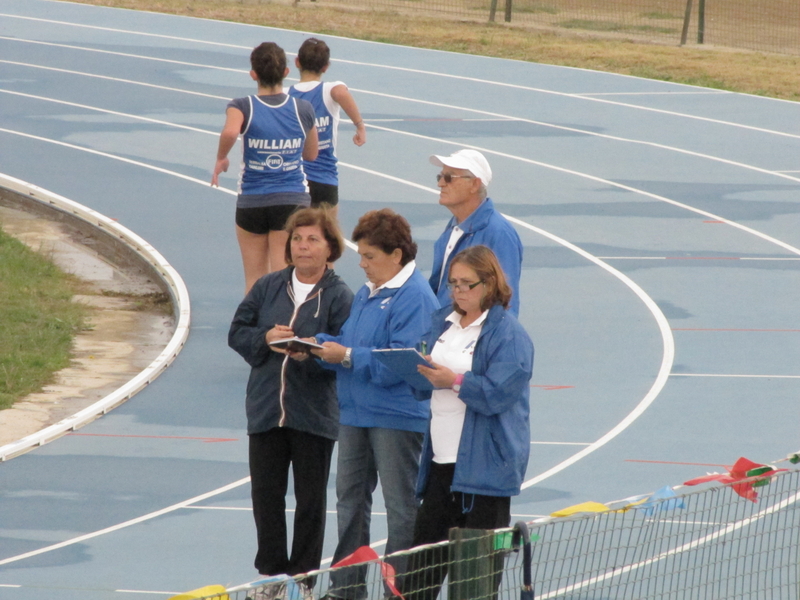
[{"x1": 403, "y1": 244, "x2": 534, "y2": 600}]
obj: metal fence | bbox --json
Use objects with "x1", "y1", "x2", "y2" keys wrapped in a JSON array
[
  {"x1": 180, "y1": 466, "x2": 800, "y2": 600},
  {"x1": 240, "y1": 0, "x2": 799, "y2": 56}
]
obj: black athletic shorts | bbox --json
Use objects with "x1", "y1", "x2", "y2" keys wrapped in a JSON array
[
  {"x1": 235, "y1": 204, "x2": 301, "y2": 234},
  {"x1": 308, "y1": 180, "x2": 339, "y2": 208}
]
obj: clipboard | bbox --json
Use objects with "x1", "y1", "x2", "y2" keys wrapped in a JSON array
[
  {"x1": 372, "y1": 348, "x2": 435, "y2": 391},
  {"x1": 269, "y1": 337, "x2": 324, "y2": 353}
]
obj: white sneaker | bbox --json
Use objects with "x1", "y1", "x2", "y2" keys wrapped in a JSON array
[
  {"x1": 297, "y1": 581, "x2": 315, "y2": 600},
  {"x1": 247, "y1": 581, "x2": 287, "y2": 600}
]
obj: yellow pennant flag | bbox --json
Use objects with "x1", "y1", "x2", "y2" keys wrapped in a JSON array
[
  {"x1": 551, "y1": 501, "x2": 610, "y2": 517},
  {"x1": 168, "y1": 585, "x2": 229, "y2": 600}
]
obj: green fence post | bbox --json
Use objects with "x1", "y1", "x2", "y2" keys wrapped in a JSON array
[
  {"x1": 447, "y1": 528, "x2": 496, "y2": 600},
  {"x1": 680, "y1": 0, "x2": 693, "y2": 45},
  {"x1": 697, "y1": 0, "x2": 705, "y2": 43}
]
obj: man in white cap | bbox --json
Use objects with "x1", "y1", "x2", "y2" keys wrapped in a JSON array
[{"x1": 428, "y1": 149, "x2": 522, "y2": 315}]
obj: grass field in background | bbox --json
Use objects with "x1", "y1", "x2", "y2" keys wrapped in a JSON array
[
  {"x1": 69, "y1": 0, "x2": 799, "y2": 101},
  {"x1": 0, "y1": 228, "x2": 88, "y2": 410}
]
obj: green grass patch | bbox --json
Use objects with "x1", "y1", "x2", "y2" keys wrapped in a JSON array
[
  {"x1": 514, "y1": 2, "x2": 558, "y2": 15},
  {"x1": 558, "y1": 19, "x2": 677, "y2": 34},
  {"x1": 0, "y1": 227, "x2": 89, "y2": 410},
  {"x1": 641, "y1": 11, "x2": 681, "y2": 20}
]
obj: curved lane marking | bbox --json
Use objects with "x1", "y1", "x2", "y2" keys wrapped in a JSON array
[
  {"x1": 0, "y1": 125, "x2": 674, "y2": 493},
  {"x1": 0, "y1": 173, "x2": 191, "y2": 462}
]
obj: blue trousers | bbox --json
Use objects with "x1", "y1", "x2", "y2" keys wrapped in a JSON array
[{"x1": 328, "y1": 425, "x2": 423, "y2": 598}]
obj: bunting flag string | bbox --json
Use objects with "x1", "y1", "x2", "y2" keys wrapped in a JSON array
[{"x1": 683, "y1": 456, "x2": 787, "y2": 502}]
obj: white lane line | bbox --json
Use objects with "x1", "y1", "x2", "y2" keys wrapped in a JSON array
[
  {"x1": 187, "y1": 505, "x2": 250, "y2": 511},
  {"x1": 0, "y1": 127, "x2": 231, "y2": 193},
  {"x1": 2, "y1": 33, "x2": 799, "y2": 146},
  {"x1": 363, "y1": 113, "x2": 800, "y2": 184},
  {"x1": 0, "y1": 14, "x2": 254, "y2": 51},
  {"x1": 5, "y1": 49, "x2": 800, "y2": 186},
  {"x1": 598, "y1": 256, "x2": 800, "y2": 260},
  {"x1": 362, "y1": 122, "x2": 800, "y2": 258},
  {"x1": 0, "y1": 477, "x2": 250, "y2": 566},
  {"x1": 671, "y1": 373, "x2": 800, "y2": 379},
  {"x1": 0, "y1": 59, "x2": 231, "y2": 100},
  {"x1": 0, "y1": 89, "x2": 216, "y2": 135},
  {"x1": 3, "y1": 18, "x2": 798, "y2": 137},
  {"x1": 0, "y1": 35, "x2": 245, "y2": 73},
  {"x1": 505, "y1": 214, "x2": 674, "y2": 490},
  {"x1": 576, "y1": 91, "x2": 730, "y2": 96}
]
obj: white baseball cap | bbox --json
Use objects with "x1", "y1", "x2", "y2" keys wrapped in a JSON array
[{"x1": 429, "y1": 149, "x2": 492, "y2": 186}]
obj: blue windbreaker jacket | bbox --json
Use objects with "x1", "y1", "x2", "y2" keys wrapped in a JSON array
[
  {"x1": 317, "y1": 268, "x2": 439, "y2": 433},
  {"x1": 429, "y1": 198, "x2": 523, "y2": 316},
  {"x1": 416, "y1": 304, "x2": 534, "y2": 497}
]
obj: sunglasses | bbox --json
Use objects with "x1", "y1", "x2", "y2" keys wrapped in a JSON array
[{"x1": 436, "y1": 173, "x2": 474, "y2": 184}]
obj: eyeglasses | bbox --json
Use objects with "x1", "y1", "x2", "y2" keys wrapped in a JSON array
[
  {"x1": 436, "y1": 173, "x2": 473, "y2": 185},
  {"x1": 447, "y1": 279, "x2": 484, "y2": 293}
]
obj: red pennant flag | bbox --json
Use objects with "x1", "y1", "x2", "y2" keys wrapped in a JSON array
[
  {"x1": 332, "y1": 546, "x2": 404, "y2": 599},
  {"x1": 684, "y1": 457, "x2": 786, "y2": 502}
]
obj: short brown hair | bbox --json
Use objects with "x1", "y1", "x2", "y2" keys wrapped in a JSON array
[
  {"x1": 449, "y1": 245, "x2": 513, "y2": 314},
  {"x1": 297, "y1": 38, "x2": 330, "y2": 73},
  {"x1": 284, "y1": 206, "x2": 345, "y2": 264},
  {"x1": 351, "y1": 209, "x2": 417, "y2": 266}
]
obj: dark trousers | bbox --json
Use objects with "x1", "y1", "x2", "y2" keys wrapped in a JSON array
[
  {"x1": 249, "y1": 428, "x2": 335, "y2": 577},
  {"x1": 403, "y1": 462, "x2": 511, "y2": 600}
]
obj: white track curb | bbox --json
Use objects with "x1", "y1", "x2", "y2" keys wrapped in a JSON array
[{"x1": 0, "y1": 173, "x2": 191, "y2": 461}]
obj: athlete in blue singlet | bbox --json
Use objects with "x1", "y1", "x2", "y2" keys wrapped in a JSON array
[
  {"x1": 288, "y1": 38, "x2": 366, "y2": 214},
  {"x1": 212, "y1": 42, "x2": 319, "y2": 294}
]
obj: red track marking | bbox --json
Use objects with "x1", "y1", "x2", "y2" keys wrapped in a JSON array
[
  {"x1": 625, "y1": 459, "x2": 729, "y2": 467},
  {"x1": 531, "y1": 385, "x2": 575, "y2": 391},
  {"x1": 673, "y1": 328, "x2": 800, "y2": 332},
  {"x1": 68, "y1": 433, "x2": 238, "y2": 443}
]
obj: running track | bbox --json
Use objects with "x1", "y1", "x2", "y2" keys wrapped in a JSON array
[{"x1": 0, "y1": 1, "x2": 799, "y2": 597}]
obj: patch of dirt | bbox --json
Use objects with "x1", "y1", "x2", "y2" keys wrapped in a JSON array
[{"x1": 0, "y1": 205, "x2": 176, "y2": 447}]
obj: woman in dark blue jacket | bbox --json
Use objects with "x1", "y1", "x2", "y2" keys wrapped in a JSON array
[
  {"x1": 228, "y1": 207, "x2": 353, "y2": 592},
  {"x1": 404, "y1": 245, "x2": 534, "y2": 600}
]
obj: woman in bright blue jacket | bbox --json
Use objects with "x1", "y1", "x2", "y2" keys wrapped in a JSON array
[
  {"x1": 404, "y1": 245, "x2": 534, "y2": 600},
  {"x1": 312, "y1": 208, "x2": 439, "y2": 599}
]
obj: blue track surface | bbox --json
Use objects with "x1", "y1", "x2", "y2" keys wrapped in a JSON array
[{"x1": 0, "y1": 1, "x2": 798, "y2": 597}]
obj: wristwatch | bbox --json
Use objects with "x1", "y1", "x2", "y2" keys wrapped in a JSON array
[
  {"x1": 342, "y1": 347, "x2": 353, "y2": 368},
  {"x1": 452, "y1": 374, "x2": 464, "y2": 393}
]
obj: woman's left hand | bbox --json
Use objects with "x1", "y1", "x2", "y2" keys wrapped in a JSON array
[
  {"x1": 310, "y1": 341, "x2": 347, "y2": 364},
  {"x1": 418, "y1": 358, "x2": 458, "y2": 389}
]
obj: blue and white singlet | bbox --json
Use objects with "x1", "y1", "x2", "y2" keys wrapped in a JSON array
[
  {"x1": 288, "y1": 81, "x2": 343, "y2": 186},
  {"x1": 238, "y1": 94, "x2": 309, "y2": 197}
]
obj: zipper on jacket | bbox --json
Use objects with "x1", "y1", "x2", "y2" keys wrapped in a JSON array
[{"x1": 277, "y1": 283, "x2": 324, "y2": 427}]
